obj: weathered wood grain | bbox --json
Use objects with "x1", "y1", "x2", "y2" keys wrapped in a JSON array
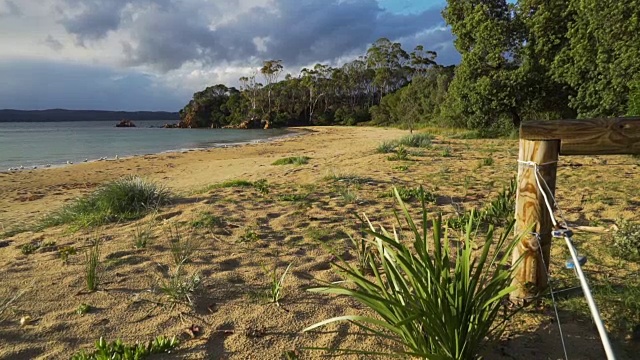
[
  {"x1": 520, "y1": 117, "x2": 640, "y2": 155},
  {"x1": 511, "y1": 139, "x2": 560, "y2": 300}
]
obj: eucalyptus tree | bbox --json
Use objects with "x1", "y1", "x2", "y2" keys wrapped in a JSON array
[{"x1": 260, "y1": 60, "x2": 284, "y2": 116}]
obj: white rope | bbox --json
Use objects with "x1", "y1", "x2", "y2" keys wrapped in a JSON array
[
  {"x1": 519, "y1": 159, "x2": 616, "y2": 360},
  {"x1": 534, "y1": 232, "x2": 569, "y2": 360}
]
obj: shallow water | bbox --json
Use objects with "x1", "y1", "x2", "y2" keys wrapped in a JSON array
[{"x1": 0, "y1": 120, "x2": 290, "y2": 170}]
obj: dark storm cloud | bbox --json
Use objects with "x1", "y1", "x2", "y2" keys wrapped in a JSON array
[
  {"x1": 59, "y1": 0, "x2": 456, "y2": 71},
  {"x1": 0, "y1": 60, "x2": 185, "y2": 111}
]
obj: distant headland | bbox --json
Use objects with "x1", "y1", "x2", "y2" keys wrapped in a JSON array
[{"x1": 0, "y1": 109, "x2": 179, "y2": 122}]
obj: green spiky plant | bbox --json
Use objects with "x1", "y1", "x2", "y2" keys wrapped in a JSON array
[
  {"x1": 263, "y1": 262, "x2": 293, "y2": 306},
  {"x1": 304, "y1": 187, "x2": 522, "y2": 359},
  {"x1": 85, "y1": 239, "x2": 101, "y2": 292}
]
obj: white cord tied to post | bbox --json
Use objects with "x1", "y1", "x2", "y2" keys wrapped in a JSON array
[{"x1": 516, "y1": 159, "x2": 617, "y2": 360}]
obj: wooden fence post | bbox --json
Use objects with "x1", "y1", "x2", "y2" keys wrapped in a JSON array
[{"x1": 511, "y1": 139, "x2": 560, "y2": 300}]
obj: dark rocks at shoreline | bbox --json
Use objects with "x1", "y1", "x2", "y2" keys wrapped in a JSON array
[{"x1": 115, "y1": 119, "x2": 136, "y2": 127}]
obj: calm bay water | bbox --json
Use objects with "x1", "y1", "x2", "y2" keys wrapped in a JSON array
[{"x1": 0, "y1": 120, "x2": 291, "y2": 170}]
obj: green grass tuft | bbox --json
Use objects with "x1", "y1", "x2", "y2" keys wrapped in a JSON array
[
  {"x1": 272, "y1": 156, "x2": 310, "y2": 166},
  {"x1": 42, "y1": 176, "x2": 170, "y2": 229},
  {"x1": 376, "y1": 141, "x2": 397, "y2": 154},
  {"x1": 71, "y1": 335, "x2": 179, "y2": 360},
  {"x1": 397, "y1": 133, "x2": 434, "y2": 148},
  {"x1": 85, "y1": 239, "x2": 101, "y2": 292}
]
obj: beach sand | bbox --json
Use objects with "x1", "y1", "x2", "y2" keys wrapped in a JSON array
[{"x1": 0, "y1": 126, "x2": 638, "y2": 359}]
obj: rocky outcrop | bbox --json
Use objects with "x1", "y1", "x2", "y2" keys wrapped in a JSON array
[
  {"x1": 162, "y1": 123, "x2": 180, "y2": 128},
  {"x1": 115, "y1": 119, "x2": 136, "y2": 127}
]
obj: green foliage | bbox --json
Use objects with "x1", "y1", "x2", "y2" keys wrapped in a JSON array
[
  {"x1": 628, "y1": 80, "x2": 640, "y2": 116},
  {"x1": 190, "y1": 212, "x2": 224, "y2": 229},
  {"x1": 158, "y1": 266, "x2": 202, "y2": 306},
  {"x1": 85, "y1": 239, "x2": 101, "y2": 292},
  {"x1": 477, "y1": 156, "x2": 495, "y2": 168},
  {"x1": 263, "y1": 262, "x2": 293, "y2": 306},
  {"x1": 20, "y1": 243, "x2": 39, "y2": 255},
  {"x1": 305, "y1": 188, "x2": 521, "y2": 358},
  {"x1": 272, "y1": 156, "x2": 310, "y2": 166},
  {"x1": 376, "y1": 141, "x2": 397, "y2": 154},
  {"x1": 76, "y1": 303, "x2": 92, "y2": 315},
  {"x1": 440, "y1": 147, "x2": 452, "y2": 157},
  {"x1": 387, "y1": 145, "x2": 409, "y2": 161},
  {"x1": 59, "y1": 245, "x2": 77, "y2": 264},
  {"x1": 450, "y1": 178, "x2": 516, "y2": 229},
  {"x1": 381, "y1": 186, "x2": 435, "y2": 203},
  {"x1": 397, "y1": 133, "x2": 434, "y2": 148},
  {"x1": 238, "y1": 227, "x2": 260, "y2": 243},
  {"x1": 43, "y1": 176, "x2": 170, "y2": 229},
  {"x1": 611, "y1": 220, "x2": 640, "y2": 260},
  {"x1": 335, "y1": 184, "x2": 358, "y2": 204},
  {"x1": 70, "y1": 336, "x2": 179, "y2": 360}
]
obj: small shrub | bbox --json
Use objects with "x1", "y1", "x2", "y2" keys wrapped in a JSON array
[
  {"x1": 253, "y1": 179, "x2": 270, "y2": 194},
  {"x1": 304, "y1": 188, "x2": 522, "y2": 358},
  {"x1": 43, "y1": 176, "x2": 170, "y2": 229},
  {"x1": 76, "y1": 303, "x2": 92, "y2": 315},
  {"x1": 387, "y1": 145, "x2": 409, "y2": 161},
  {"x1": 238, "y1": 227, "x2": 260, "y2": 243},
  {"x1": 376, "y1": 141, "x2": 397, "y2": 154},
  {"x1": 85, "y1": 239, "x2": 101, "y2": 292},
  {"x1": 59, "y1": 245, "x2": 77, "y2": 264},
  {"x1": 263, "y1": 262, "x2": 293, "y2": 306},
  {"x1": 394, "y1": 165, "x2": 409, "y2": 172},
  {"x1": 158, "y1": 266, "x2": 202, "y2": 306},
  {"x1": 70, "y1": 335, "x2": 179, "y2": 360},
  {"x1": 20, "y1": 243, "x2": 39, "y2": 255},
  {"x1": 397, "y1": 133, "x2": 433, "y2": 148},
  {"x1": 612, "y1": 220, "x2": 640, "y2": 260},
  {"x1": 272, "y1": 156, "x2": 310, "y2": 166}
]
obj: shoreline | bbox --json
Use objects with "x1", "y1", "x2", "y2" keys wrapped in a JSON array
[
  {"x1": 1, "y1": 127, "x2": 310, "y2": 173},
  {"x1": 0, "y1": 126, "x2": 406, "y2": 226}
]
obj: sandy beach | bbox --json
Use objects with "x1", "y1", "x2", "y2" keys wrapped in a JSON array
[{"x1": 1, "y1": 126, "x2": 639, "y2": 359}]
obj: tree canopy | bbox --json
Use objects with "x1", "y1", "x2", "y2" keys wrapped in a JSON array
[{"x1": 180, "y1": 1, "x2": 640, "y2": 133}]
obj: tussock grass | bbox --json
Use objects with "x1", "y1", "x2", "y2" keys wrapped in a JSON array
[
  {"x1": 397, "y1": 133, "x2": 434, "y2": 148},
  {"x1": 376, "y1": 141, "x2": 397, "y2": 154},
  {"x1": 272, "y1": 156, "x2": 310, "y2": 166},
  {"x1": 304, "y1": 188, "x2": 522, "y2": 358},
  {"x1": 42, "y1": 176, "x2": 170, "y2": 229},
  {"x1": 158, "y1": 266, "x2": 202, "y2": 306},
  {"x1": 85, "y1": 239, "x2": 101, "y2": 292},
  {"x1": 166, "y1": 225, "x2": 200, "y2": 266}
]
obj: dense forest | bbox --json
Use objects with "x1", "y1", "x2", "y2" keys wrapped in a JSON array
[{"x1": 180, "y1": 0, "x2": 640, "y2": 134}]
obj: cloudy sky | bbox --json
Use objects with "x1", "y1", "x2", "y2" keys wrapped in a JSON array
[{"x1": 0, "y1": 0, "x2": 458, "y2": 111}]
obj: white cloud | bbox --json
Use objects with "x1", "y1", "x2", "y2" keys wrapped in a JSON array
[{"x1": 0, "y1": 0, "x2": 458, "y2": 110}]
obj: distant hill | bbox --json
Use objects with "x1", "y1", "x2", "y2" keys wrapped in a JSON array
[{"x1": 0, "y1": 109, "x2": 180, "y2": 122}]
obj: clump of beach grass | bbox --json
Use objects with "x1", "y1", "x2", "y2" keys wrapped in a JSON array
[
  {"x1": 166, "y1": 224, "x2": 201, "y2": 266},
  {"x1": 304, "y1": 187, "x2": 522, "y2": 358},
  {"x1": 272, "y1": 156, "x2": 310, "y2": 166},
  {"x1": 85, "y1": 239, "x2": 101, "y2": 292},
  {"x1": 42, "y1": 176, "x2": 170, "y2": 229},
  {"x1": 158, "y1": 266, "x2": 202, "y2": 307},
  {"x1": 397, "y1": 133, "x2": 434, "y2": 148},
  {"x1": 376, "y1": 141, "x2": 397, "y2": 154}
]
